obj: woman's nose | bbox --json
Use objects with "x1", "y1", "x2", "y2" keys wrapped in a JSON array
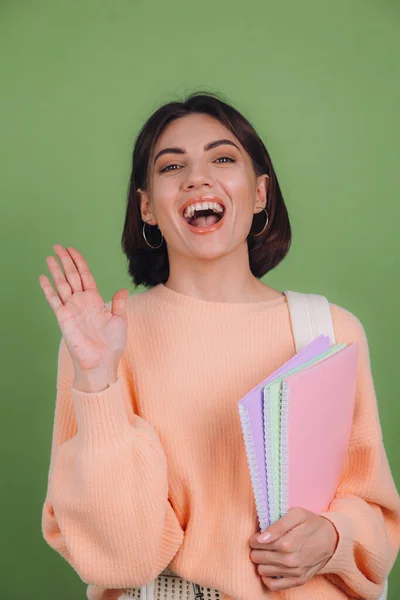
[{"x1": 183, "y1": 164, "x2": 214, "y2": 190}]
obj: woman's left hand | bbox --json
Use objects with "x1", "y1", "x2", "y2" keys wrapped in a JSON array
[{"x1": 249, "y1": 507, "x2": 339, "y2": 592}]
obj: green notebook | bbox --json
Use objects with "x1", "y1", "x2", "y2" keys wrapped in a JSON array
[{"x1": 263, "y1": 343, "x2": 347, "y2": 524}]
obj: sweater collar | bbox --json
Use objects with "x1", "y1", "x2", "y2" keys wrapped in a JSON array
[{"x1": 146, "y1": 283, "x2": 287, "y2": 318}]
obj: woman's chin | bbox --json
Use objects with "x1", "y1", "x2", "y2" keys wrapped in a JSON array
[
  {"x1": 175, "y1": 213, "x2": 242, "y2": 258},
  {"x1": 185, "y1": 235, "x2": 234, "y2": 261}
]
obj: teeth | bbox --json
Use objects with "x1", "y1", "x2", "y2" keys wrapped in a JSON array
[{"x1": 183, "y1": 201, "x2": 224, "y2": 220}]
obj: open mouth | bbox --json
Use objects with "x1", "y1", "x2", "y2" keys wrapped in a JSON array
[{"x1": 182, "y1": 203, "x2": 225, "y2": 229}]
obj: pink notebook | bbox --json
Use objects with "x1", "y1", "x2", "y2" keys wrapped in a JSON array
[
  {"x1": 280, "y1": 342, "x2": 359, "y2": 516},
  {"x1": 238, "y1": 334, "x2": 332, "y2": 532}
]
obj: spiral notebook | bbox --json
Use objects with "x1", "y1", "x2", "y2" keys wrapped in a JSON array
[
  {"x1": 262, "y1": 343, "x2": 347, "y2": 525},
  {"x1": 278, "y1": 341, "x2": 358, "y2": 517},
  {"x1": 237, "y1": 334, "x2": 332, "y2": 532}
]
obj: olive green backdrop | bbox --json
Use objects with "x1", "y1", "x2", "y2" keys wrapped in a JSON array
[{"x1": 1, "y1": 1, "x2": 399, "y2": 598}]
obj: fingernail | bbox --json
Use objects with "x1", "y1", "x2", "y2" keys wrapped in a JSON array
[{"x1": 257, "y1": 532, "x2": 271, "y2": 543}]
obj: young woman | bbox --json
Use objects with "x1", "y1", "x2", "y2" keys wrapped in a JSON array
[{"x1": 39, "y1": 92, "x2": 400, "y2": 600}]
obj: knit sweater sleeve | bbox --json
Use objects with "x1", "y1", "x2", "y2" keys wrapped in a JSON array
[
  {"x1": 41, "y1": 335, "x2": 184, "y2": 589},
  {"x1": 316, "y1": 305, "x2": 400, "y2": 599}
]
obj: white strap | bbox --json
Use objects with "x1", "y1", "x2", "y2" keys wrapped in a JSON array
[
  {"x1": 143, "y1": 579, "x2": 155, "y2": 600},
  {"x1": 283, "y1": 290, "x2": 336, "y2": 352}
]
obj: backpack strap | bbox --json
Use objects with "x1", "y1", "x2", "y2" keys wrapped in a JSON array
[{"x1": 283, "y1": 290, "x2": 336, "y2": 351}]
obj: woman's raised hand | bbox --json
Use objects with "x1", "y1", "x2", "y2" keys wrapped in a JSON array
[{"x1": 39, "y1": 245, "x2": 130, "y2": 377}]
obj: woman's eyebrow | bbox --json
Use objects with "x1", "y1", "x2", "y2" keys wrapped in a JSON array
[{"x1": 153, "y1": 139, "x2": 240, "y2": 165}]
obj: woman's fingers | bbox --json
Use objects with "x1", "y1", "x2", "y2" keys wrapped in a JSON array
[
  {"x1": 39, "y1": 274, "x2": 63, "y2": 315},
  {"x1": 261, "y1": 574, "x2": 299, "y2": 592},
  {"x1": 40, "y1": 244, "x2": 98, "y2": 312},
  {"x1": 257, "y1": 562, "x2": 301, "y2": 578},
  {"x1": 53, "y1": 244, "x2": 83, "y2": 293},
  {"x1": 251, "y1": 548, "x2": 302, "y2": 583},
  {"x1": 45, "y1": 255, "x2": 73, "y2": 304},
  {"x1": 65, "y1": 246, "x2": 98, "y2": 292},
  {"x1": 251, "y1": 549, "x2": 290, "y2": 567}
]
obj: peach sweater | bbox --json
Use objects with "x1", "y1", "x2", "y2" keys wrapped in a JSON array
[{"x1": 42, "y1": 284, "x2": 400, "y2": 600}]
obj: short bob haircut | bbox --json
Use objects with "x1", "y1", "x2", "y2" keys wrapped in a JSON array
[{"x1": 121, "y1": 91, "x2": 291, "y2": 289}]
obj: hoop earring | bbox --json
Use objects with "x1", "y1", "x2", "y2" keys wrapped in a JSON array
[
  {"x1": 249, "y1": 207, "x2": 269, "y2": 237},
  {"x1": 142, "y1": 221, "x2": 164, "y2": 249}
]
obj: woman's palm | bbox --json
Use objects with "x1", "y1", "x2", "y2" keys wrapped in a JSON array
[
  {"x1": 56, "y1": 288, "x2": 127, "y2": 371},
  {"x1": 39, "y1": 245, "x2": 130, "y2": 372}
]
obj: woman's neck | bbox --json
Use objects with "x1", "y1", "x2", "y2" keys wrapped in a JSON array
[
  {"x1": 164, "y1": 277, "x2": 282, "y2": 304},
  {"x1": 165, "y1": 261, "x2": 282, "y2": 304}
]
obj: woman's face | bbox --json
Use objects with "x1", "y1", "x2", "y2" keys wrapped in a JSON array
[{"x1": 138, "y1": 113, "x2": 268, "y2": 261}]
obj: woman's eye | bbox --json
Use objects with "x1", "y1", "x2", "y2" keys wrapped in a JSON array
[
  {"x1": 159, "y1": 164, "x2": 181, "y2": 173},
  {"x1": 215, "y1": 156, "x2": 235, "y2": 164},
  {"x1": 160, "y1": 156, "x2": 235, "y2": 173},
  {"x1": 160, "y1": 164, "x2": 184, "y2": 173}
]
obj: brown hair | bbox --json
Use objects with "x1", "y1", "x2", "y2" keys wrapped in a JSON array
[{"x1": 121, "y1": 91, "x2": 292, "y2": 288}]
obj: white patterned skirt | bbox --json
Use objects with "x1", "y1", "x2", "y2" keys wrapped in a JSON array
[{"x1": 120, "y1": 566, "x2": 223, "y2": 600}]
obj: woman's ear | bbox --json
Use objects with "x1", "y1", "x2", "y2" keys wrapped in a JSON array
[
  {"x1": 137, "y1": 188, "x2": 157, "y2": 225},
  {"x1": 254, "y1": 174, "x2": 270, "y2": 213}
]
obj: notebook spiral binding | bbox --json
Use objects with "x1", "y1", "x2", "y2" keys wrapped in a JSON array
[
  {"x1": 263, "y1": 387, "x2": 278, "y2": 525},
  {"x1": 279, "y1": 381, "x2": 290, "y2": 519},
  {"x1": 238, "y1": 404, "x2": 269, "y2": 532}
]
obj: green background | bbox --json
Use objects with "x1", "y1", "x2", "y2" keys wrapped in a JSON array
[{"x1": 1, "y1": 1, "x2": 399, "y2": 598}]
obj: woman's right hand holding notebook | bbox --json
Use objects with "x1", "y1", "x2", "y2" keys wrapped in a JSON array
[
  {"x1": 39, "y1": 244, "x2": 130, "y2": 392},
  {"x1": 249, "y1": 507, "x2": 338, "y2": 592}
]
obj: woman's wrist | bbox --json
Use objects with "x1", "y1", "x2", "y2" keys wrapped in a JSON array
[
  {"x1": 72, "y1": 364, "x2": 119, "y2": 393},
  {"x1": 318, "y1": 515, "x2": 339, "y2": 570}
]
